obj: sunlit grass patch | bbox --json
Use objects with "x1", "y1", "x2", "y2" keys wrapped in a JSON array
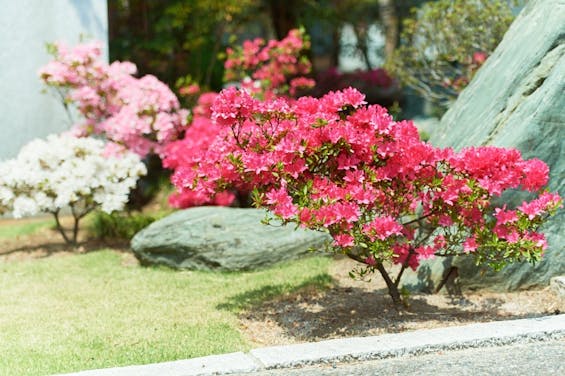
[
  {"x1": 0, "y1": 250, "x2": 331, "y2": 375},
  {"x1": 0, "y1": 218, "x2": 53, "y2": 239}
]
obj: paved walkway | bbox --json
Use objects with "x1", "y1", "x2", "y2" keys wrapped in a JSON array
[
  {"x1": 246, "y1": 339, "x2": 565, "y2": 375},
  {"x1": 58, "y1": 314, "x2": 565, "y2": 376}
]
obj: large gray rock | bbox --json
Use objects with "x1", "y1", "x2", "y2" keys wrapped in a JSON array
[
  {"x1": 403, "y1": 0, "x2": 565, "y2": 292},
  {"x1": 131, "y1": 207, "x2": 330, "y2": 271}
]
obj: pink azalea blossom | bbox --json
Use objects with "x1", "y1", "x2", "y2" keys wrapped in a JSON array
[
  {"x1": 40, "y1": 41, "x2": 187, "y2": 158},
  {"x1": 364, "y1": 255, "x2": 377, "y2": 266},
  {"x1": 224, "y1": 28, "x2": 313, "y2": 100},
  {"x1": 518, "y1": 192, "x2": 562, "y2": 220},
  {"x1": 494, "y1": 207, "x2": 519, "y2": 224},
  {"x1": 333, "y1": 234, "x2": 355, "y2": 247},
  {"x1": 415, "y1": 245, "x2": 435, "y2": 260},
  {"x1": 463, "y1": 237, "x2": 478, "y2": 253},
  {"x1": 393, "y1": 244, "x2": 419, "y2": 270},
  {"x1": 362, "y1": 216, "x2": 403, "y2": 241}
]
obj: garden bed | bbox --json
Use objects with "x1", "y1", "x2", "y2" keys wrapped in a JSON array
[{"x1": 239, "y1": 256, "x2": 562, "y2": 347}]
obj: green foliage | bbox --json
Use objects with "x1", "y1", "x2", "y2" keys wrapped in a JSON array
[
  {"x1": 0, "y1": 250, "x2": 331, "y2": 375},
  {"x1": 387, "y1": 0, "x2": 517, "y2": 111},
  {"x1": 108, "y1": 0, "x2": 425, "y2": 91},
  {"x1": 109, "y1": 0, "x2": 259, "y2": 91},
  {"x1": 418, "y1": 130, "x2": 430, "y2": 142},
  {"x1": 88, "y1": 211, "x2": 156, "y2": 240}
]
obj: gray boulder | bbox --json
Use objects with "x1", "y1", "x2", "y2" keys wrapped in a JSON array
[
  {"x1": 131, "y1": 207, "x2": 330, "y2": 271},
  {"x1": 402, "y1": 0, "x2": 565, "y2": 292}
]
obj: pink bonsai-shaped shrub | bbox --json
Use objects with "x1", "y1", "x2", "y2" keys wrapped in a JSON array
[{"x1": 174, "y1": 87, "x2": 561, "y2": 303}]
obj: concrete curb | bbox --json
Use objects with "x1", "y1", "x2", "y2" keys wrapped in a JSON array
[{"x1": 59, "y1": 314, "x2": 565, "y2": 376}]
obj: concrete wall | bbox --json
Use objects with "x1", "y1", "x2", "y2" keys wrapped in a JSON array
[{"x1": 0, "y1": 0, "x2": 108, "y2": 160}]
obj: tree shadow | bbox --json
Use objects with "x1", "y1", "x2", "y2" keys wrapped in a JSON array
[
  {"x1": 0, "y1": 234, "x2": 130, "y2": 260},
  {"x1": 217, "y1": 273, "x2": 334, "y2": 313},
  {"x1": 402, "y1": 263, "x2": 435, "y2": 293},
  {"x1": 219, "y1": 280, "x2": 549, "y2": 342}
]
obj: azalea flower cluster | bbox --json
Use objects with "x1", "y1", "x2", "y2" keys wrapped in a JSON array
[
  {"x1": 172, "y1": 87, "x2": 561, "y2": 302},
  {"x1": 0, "y1": 134, "x2": 147, "y2": 245},
  {"x1": 224, "y1": 28, "x2": 315, "y2": 99},
  {"x1": 39, "y1": 41, "x2": 188, "y2": 157},
  {"x1": 163, "y1": 93, "x2": 236, "y2": 208},
  {"x1": 163, "y1": 29, "x2": 317, "y2": 208}
]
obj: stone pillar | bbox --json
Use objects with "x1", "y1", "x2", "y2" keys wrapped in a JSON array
[{"x1": 0, "y1": 0, "x2": 108, "y2": 160}]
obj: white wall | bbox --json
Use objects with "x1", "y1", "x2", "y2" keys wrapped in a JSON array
[{"x1": 0, "y1": 0, "x2": 108, "y2": 160}]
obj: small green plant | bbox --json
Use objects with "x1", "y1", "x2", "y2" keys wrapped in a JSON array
[
  {"x1": 386, "y1": 0, "x2": 517, "y2": 111},
  {"x1": 88, "y1": 211, "x2": 156, "y2": 240}
]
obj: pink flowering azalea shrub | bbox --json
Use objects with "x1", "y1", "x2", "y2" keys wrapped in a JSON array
[
  {"x1": 175, "y1": 87, "x2": 561, "y2": 303},
  {"x1": 39, "y1": 41, "x2": 188, "y2": 157},
  {"x1": 224, "y1": 28, "x2": 315, "y2": 99},
  {"x1": 162, "y1": 29, "x2": 316, "y2": 208},
  {"x1": 163, "y1": 92, "x2": 236, "y2": 208}
]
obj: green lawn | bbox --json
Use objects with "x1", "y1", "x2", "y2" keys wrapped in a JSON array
[
  {"x1": 0, "y1": 250, "x2": 332, "y2": 375},
  {"x1": 0, "y1": 218, "x2": 52, "y2": 239}
]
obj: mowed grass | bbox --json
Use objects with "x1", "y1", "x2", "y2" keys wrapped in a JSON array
[
  {"x1": 0, "y1": 218, "x2": 52, "y2": 239},
  {"x1": 0, "y1": 250, "x2": 332, "y2": 375}
]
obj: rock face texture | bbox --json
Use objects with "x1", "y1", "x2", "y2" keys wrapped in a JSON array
[
  {"x1": 131, "y1": 207, "x2": 330, "y2": 271},
  {"x1": 403, "y1": 0, "x2": 565, "y2": 291}
]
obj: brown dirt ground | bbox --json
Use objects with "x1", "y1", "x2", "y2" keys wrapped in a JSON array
[
  {"x1": 239, "y1": 256, "x2": 563, "y2": 347},
  {"x1": 1, "y1": 217, "x2": 563, "y2": 348}
]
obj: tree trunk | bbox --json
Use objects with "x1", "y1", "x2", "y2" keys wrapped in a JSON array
[
  {"x1": 107, "y1": 0, "x2": 119, "y2": 43},
  {"x1": 378, "y1": 0, "x2": 399, "y2": 60},
  {"x1": 269, "y1": 0, "x2": 298, "y2": 39},
  {"x1": 346, "y1": 250, "x2": 404, "y2": 307},
  {"x1": 375, "y1": 262, "x2": 403, "y2": 306},
  {"x1": 52, "y1": 211, "x2": 72, "y2": 246}
]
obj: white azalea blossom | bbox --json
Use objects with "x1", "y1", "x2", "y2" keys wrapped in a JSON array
[{"x1": 0, "y1": 134, "x2": 146, "y2": 244}]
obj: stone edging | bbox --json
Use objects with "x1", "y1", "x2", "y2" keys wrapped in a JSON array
[{"x1": 57, "y1": 314, "x2": 565, "y2": 376}]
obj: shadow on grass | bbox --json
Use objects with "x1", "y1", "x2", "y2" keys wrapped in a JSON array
[
  {"x1": 217, "y1": 273, "x2": 334, "y2": 313},
  {"x1": 0, "y1": 215, "x2": 134, "y2": 261},
  {"x1": 0, "y1": 235, "x2": 130, "y2": 260}
]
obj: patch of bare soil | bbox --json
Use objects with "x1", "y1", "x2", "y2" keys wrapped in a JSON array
[
  {"x1": 239, "y1": 257, "x2": 564, "y2": 347},
  {"x1": 1, "y1": 217, "x2": 562, "y2": 347}
]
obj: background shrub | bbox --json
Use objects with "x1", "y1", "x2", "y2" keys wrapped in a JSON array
[
  {"x1": 88, "y1": 211, "x2": 157, "y2": 241},
  {"x1": 386, "y1": 0, "x2": 517, "y2": 111}
]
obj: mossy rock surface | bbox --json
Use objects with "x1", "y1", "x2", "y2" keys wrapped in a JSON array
[{"x1": 131, "y1": 207, "x2": 330, "y2": 271}]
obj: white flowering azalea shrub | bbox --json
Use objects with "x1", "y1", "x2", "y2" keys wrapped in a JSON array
[{"x1": 0, "y1": 134, "x2": 146, "y2": 245}]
